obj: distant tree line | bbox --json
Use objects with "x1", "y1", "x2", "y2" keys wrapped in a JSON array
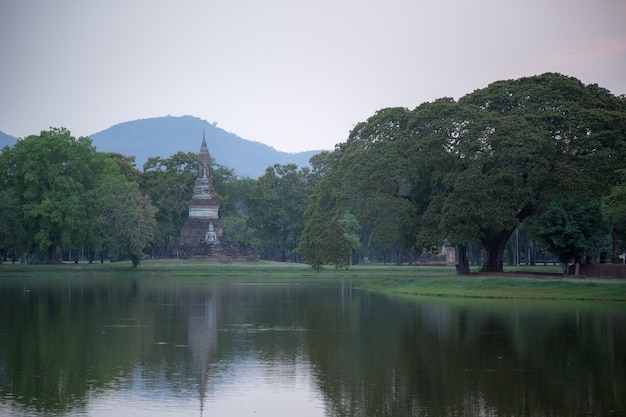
[
  {"x1": 1, "y1": 73, "x2": 625, "y2": 271},
  {"x1": 0, "y1": 128, "x2": 316, "y2": 265}
]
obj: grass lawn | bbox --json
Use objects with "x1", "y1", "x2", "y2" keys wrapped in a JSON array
[
  {"x1": 2, "y1": 259, "x2": 625, "y2": 301},
  {"x1": 361, "y1": 275, "x2": 626, "y2": 301},
  {"x1": 0, "y1": 259, "x2": 457, "y2": 278}
]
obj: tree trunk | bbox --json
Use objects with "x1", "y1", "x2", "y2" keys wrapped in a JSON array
[
  {"x1": 560, "y1": 258, "x2": 570, "y2": 276},
  {"x1": 47, "y1": 242, "x2": 60, "y2": 264},
  {"x1": 131, "y1": 254, "x2": 140, "y2": 268},
  {"x1": 480, "y1": 230, "x2": 514, "y2": 272},
  {"x1": 611, "y1": 228, "x2": 620, "y2": 264},
  {"x1": 456, "y1": 245, "x2": 470, "y2": 275}
]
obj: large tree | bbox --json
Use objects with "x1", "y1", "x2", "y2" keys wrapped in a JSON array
[
  {"x1": 406, "y1": 74, "x2": 625, "y2": 272},
  {"x1": 296, "y1": 152, "x2": 355, "y2": 270},
  {"x1": 0, "y1": 128, "x2": 105, "y2": 262},
  {"x1": 427, "y1": 105, "x2": 556, "y2": 272},
  {"x1": 94, "y1": 172, "x2": 156, "y2": 267},
  {"x1": 301, "y1": 108, "x2": 418, "y2": 267},
  {"x1": 0, "y1": 128, "x2": 157, "y2": 264},
  {"x1": 451, "y1": 73, "x2": 626, "y2": 271},
  {"x1": 298, "y1": 74, "x2": 626, "y2": 272}
]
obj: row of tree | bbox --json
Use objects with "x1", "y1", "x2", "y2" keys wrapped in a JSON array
[
  {"x1": 0, "y1": 128, "x2": 318, "y2": 265},
  {"x1": 1, "y1": 73, "x2": 625, "y2": 271}
]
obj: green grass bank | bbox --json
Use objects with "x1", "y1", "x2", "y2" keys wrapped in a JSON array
[
  {"x1": 361, "y1": 276, "x2": 626, "y2": 302},
  {"x1": 2, "y1": 260, "x2": 625, "y2": 301}
]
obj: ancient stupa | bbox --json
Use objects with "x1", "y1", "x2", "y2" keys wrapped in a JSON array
[{"x1": 177, "y1": 132, "x2": 257, "y2": 261}]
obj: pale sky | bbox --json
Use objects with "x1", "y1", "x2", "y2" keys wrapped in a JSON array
[{"x1": 1, "y1": 0, "x2": 625, "y2": 153}]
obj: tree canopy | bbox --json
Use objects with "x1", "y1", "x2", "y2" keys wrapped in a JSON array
[
  {"x1": 246, "y1": 164, "x2": 314, "y2": 261},
  {"x1": 0, "y1": 128, "x2": 156, "y2": 265},
  {"x1": 298, "y1": 73, "x2": 626, "y2": 272}
]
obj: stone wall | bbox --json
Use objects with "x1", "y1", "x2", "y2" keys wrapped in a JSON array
[{"x1": 178, "y1": 217, "x2": 258, "y2": 261}]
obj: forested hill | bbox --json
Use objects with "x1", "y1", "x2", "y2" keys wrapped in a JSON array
[
  {"x1": 2, "y1": 117, "x2": 321, "y2": 178},
  {"x1": 90, "y1": 116, "x2": 321, "y2": 178},
  {"x1": 0, "y1": 131, "x2": 16, "y2": 149}
]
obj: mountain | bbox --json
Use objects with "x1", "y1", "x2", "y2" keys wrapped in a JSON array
[
  {"x1": 0, "y1": 131, "x2": 17, "y2": 149},
  {"x1": 89, "y1": 115, "x2": 321, "y2": 178}
]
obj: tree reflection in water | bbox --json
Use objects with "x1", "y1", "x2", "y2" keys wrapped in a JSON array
[{"x1": 0, "y1": 277, "x2": 624, "y2": 416}]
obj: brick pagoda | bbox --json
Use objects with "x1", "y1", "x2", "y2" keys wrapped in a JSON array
[{"x1": 177, "y1": 132, "x2": 257, "y2": 261}]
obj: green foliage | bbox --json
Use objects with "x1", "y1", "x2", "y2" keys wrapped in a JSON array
[
  {"x1": 0, "y1": 187, "x2": 21, "y2": 262},
  {"x1": 337, "y1": 212, "x2": 361, "y2": 250},
  {"x1": 93, "y1": 173, "x2": 157, "y2": 267},
  {"x1": 140, "y1": 152, "x2": 196, "y2": 256},
  {"x1": 299, "y1": 107, "x2": 419, "y2": 268},
  {"x1": 343, "y1": 108, "x2": 417, "y2": 249},
  {"x1": 441, "y1": 74, "x2": 625, "y2": 271},
  {"x1": 1, "y1": 128, "x2": 103, "y2": 261},
  {"x1": 296, "y1": 190, "x2": 354, "y2": 271},
  {"x1": 0, "y1": 128, "x2": 157, "y2": 265},
  {"x1": 106, "y1": 152, "x2": 142, "y2": 183},
  {"x1": 603, "y1": 169, "x2": 626, "y2": 244},
  {"x1": 298, "y1": 73, "x2": 626, "y2": 273},
  {"x1": 296, "y1": 151, "x2": 354, "y2": 270},
  {"x1": 247, "y1": 164, "x2": 314, "y2": 261},
  {"x1": 602, "y1": 170, "x2": 626, "y2": 263},
  {"x1": 221, "y1": 214, "x2": 259, "y2": 246},
  {"x1": 531, "y1": 198, "x2": 609, "y2": 275},
  {"x1": 308, "y1": 150, "x2": 333, "y2": 182},
  {"x1": 461, "y1": 74, "x2": 626, "y2": 201},
  {"x1": 212, "y1": 166, "x2": 252, "y2": 218}
]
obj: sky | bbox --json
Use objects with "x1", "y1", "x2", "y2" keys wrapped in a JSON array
[{"x1": 1, "y1": 0, "x2": 625, "y2": 153}]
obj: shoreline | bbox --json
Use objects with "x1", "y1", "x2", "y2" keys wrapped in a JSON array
[{"x1": 2, "y1": 260, "x2": 625, "y2": 302}]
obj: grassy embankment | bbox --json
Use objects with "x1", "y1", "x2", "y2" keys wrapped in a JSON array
[{"x1": 2, "y1": 259, "x2": 625, "y2": 301}]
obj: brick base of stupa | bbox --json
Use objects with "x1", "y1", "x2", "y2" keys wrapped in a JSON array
[{"x1": 177, "y1": 217, "x2": 258, "y2": 261}]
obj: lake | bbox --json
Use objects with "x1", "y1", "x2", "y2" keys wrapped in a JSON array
[{"x1": 0, "y1": 274, "x2": 624, "y2": 416}]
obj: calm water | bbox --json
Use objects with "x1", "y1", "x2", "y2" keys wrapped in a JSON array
[{"x1": 0, "y1": 275, "x2": 624, "y2": 416}]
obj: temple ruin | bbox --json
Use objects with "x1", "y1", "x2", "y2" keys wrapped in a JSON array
[{"x1": 177, "y1": 132, "x2": 258, "y2": 261}]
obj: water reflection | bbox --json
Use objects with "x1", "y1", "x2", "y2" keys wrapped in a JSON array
[{"x1": 0, "y1": 276, "x2": 624, "y2": 416}]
